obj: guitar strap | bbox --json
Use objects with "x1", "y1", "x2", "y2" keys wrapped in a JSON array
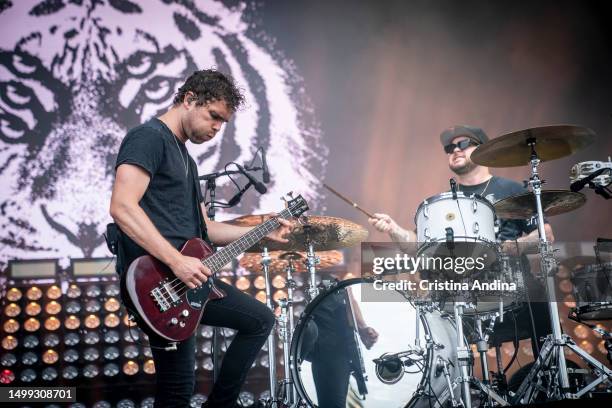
[{"x1": 189, "y1": 158, "x2": 211, "y2": 246}]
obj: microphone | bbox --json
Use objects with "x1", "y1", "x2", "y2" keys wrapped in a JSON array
[
  {"x1": 227, "y1": 182, "x2": 252, "y2": 207},
  {"x1": 236, "y1": 164, "x2": 267, "y2": 194},
  {"x1": 261, "y1": 147, "x2": 270, "y2": 183},
  {"x1": 450, "y1": 178, "x2": 458, "y2": 200},
  {"x1": 570, "y1": 168, "x2": 607, "y2": 192}
]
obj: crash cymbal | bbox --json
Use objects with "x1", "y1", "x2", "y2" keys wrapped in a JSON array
[
  {"x1": 240, "y1": 250, "x2": 344, "y2": 273},
  {"x1": 229, "y1": 215, "x2": 369, "y2": 252},
  {"x1": 471, "y1": 125, "x2": 596, "y2": 167},
  {"x1": 493, "y1": 190, "x2": 586, "y2": 219}
]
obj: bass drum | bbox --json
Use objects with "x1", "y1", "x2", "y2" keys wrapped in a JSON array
[{"x1": 289, "y1": 278, "x2": 466, "y2": 408}]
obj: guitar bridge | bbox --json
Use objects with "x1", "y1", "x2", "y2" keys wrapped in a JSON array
[{"x1": 150, "y1": 280, "x2": 181, "y2": 312}]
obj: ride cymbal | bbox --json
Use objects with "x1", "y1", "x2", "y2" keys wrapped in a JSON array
[
  {"x1": 471, "y1": 125, "x2": 596, "y2": 167},
  {"x1": 493, "y1": 190, "x2": 586, "y2": 219}
]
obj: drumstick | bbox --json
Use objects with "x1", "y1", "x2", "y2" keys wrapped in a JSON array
[{"x1": 323, "y1": 183, "x2": 375, "y2": 219}]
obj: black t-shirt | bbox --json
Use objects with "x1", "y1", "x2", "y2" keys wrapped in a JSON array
[
  {"x1": 457, "y1": 176, "x2": 536, "y2": 241},
  {"x1": 115, "y1": 118, "x2": 205, "y2": 268}
]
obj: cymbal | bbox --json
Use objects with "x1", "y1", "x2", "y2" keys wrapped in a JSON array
[
  {"x1": 471, "y1": 125, "x2": 596, "y2": 167},
  {"x1": 240, "y1": 250, "x2": 344, "y2": 273},
  {"x1": 493, "y1": 190, "x2": 586, "y2": 219},
  {"x1": 227, "y1": 214, "x2": 369, "y2": 252}
]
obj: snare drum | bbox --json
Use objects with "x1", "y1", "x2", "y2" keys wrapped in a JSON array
[{"x1": 415, "y1": 192, "x2": 498, "y2": 274}]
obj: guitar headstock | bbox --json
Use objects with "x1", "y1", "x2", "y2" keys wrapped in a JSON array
[{"x1": 284, "y1": 193, "x2": 309, "y2": 218}]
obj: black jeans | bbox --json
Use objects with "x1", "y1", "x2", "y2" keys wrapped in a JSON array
[{"x1": 148, "y1": 280, "x2": 275, "y2": 408}]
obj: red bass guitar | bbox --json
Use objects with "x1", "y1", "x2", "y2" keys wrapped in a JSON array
[{"x1": 122, "y1": 194, "x2": 309, "y2": 341}]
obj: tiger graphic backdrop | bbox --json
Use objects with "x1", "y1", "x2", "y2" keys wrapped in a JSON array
[{"x1": 0, "y1": 0, "x2": 326, "y2": 266}]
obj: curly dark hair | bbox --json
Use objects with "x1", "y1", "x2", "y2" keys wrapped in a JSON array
[{"x1": 173, "y1": 69, "x2": 245, "y2": 112}]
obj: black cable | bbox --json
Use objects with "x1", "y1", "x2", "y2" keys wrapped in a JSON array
[{"x1": 503, "y1": 310, "x2": 519, "y2": 372}]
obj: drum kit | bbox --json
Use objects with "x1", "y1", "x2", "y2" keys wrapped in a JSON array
[{"x1": 235, "y1": 125, "x2": 612, "y2": 407}]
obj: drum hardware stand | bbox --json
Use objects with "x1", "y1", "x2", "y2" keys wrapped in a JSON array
[
  {"x1": 512, "y1": 139, "x2": 612, "y2": 404},
  {"x1": 259, "y1": 247, "x2": 280, "y2": 407},
  {"x1": 437, "y1": 356, "x2": 461, "y2": 407},
  {"x1": 303, "y1": 227, "x2": 320, "y2": 301},
  {"x1": 453, "y1": 303, "x2": 509, "y2": 407}
]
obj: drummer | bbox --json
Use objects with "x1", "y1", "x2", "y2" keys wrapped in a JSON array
[{"x1": 368, "y1": 125, "x2": 553, "y2": 356}]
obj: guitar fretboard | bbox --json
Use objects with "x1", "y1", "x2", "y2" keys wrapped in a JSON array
[{"x1": 202, "y1": 207, "x2": 293, "y2": 272}]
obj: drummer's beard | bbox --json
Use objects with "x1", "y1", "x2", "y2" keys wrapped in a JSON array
[{"x1": 450, "y1": 158, "x2": 477, "y2": 175}]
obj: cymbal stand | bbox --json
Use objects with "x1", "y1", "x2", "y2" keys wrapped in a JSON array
[
  {"x1": 454, "y1": 302, "x2": 473, "y2": 407},
  {"x1": 276, "y1": 259, "x2": 298, "y2": 406},
  {"x1": 260, "y1": 247, "x2": 279, "y2": 407},
  {"x1": 304, "y1": 227, "x2": 320, "y2": 301},
  {"x1": 512, "y1": 139, "x2": 612, "y2": 404}
]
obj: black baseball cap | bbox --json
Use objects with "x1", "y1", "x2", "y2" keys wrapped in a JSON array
[{"x1": 440, "y1": 125, "x2": 489, "y2": 147}]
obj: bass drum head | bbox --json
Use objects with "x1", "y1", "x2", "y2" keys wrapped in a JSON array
[{"x1": 289, "y1": 278, "x2": 462, "y2": 408}]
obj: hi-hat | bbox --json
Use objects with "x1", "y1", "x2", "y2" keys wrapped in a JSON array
[
  {"x1": 493, "y1": 190, "x2": 586, "y2": 219},
  {"x1": 471, "y1": 125, "x2": 596, "y2": 167},
  {"x1": 227, "y1": 214, "x2": 369, "y2": 252},
  {"x1": 239, "y1": 250, "x2": 344, "y2": 273}
]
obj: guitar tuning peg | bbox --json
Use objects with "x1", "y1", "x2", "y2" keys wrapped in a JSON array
[{"x1": 287, "y1": 191, "x2": 294, "y2": 199}]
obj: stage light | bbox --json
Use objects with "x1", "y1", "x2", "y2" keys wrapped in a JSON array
[
  {"x1": 123, "y1": 360, "x2": 139, "y2": 375},
  {"x1": 201, "y1": 356, "x2": 213, "y2": 371},
  {"x1": 3, "y1": 319, "x2": 19, "y2": 334},
  {"x1": 237, "y1": 391, "x2": 255, "y2": 407},
  {"x1": 201, "y1": 341, "x2": 212, "y2": 354},
  {"x1": 22, "y1": 335, "x2": 39, "y2": 349},
  {"x1": 220, "y1": 277, "x2": 232, "y2": 285},
  {"x1": 65, "y1": 300, "x2": 81, "y2": 314},
  {"x1": 25, "y1": 302, "x2": 42, "y2": 316},
  {"x1": 521, "y1": 343, "x2": 534, "y2": 357},
  {"x1": 104, "y1": 298, "x2": 121, "y2": 312},
  {"x1": 21, "y1": 351, "x2": 38, "y2": 365},
  {"x1": 24, "y1": 317, "x2": 41, "y2": 332},
  {"x1": 84, "y1": 331, "x2": 101, "y2": 345},
  {"x1": 143, "y1": 359, "x2": 155, "y2": 374},
  {"x1": 103, "y1": 346, "x2": 120, "y2": 360},
  {"x1": 143, "y1": 347, "x2": 152, "y2": 358},
  {"x1": 46, "y1": 285, "x2": 62, "y2": 299},
  {"x1": 557, "y1": 279, "x2": 573, "y2": 294},
  {"x1": 104, "y1": 313, "x2": 120, "y2": 328},
  {"x1": 140, "y1": 397, "x2": 155, "y2": 408},
  {"x1": 83, "y1": 364, "x2": 100, "y2": 378},
  {"x1": 253, "y1": 276, "x2": 266, "y2": 290},
  {"x1": 259, "y1": 354, "x2": 269, "y2": 368},
  {"x1": 255, "y1": 291, "x2": 266, "y2": 303},
  {"x1": 272, "y1": 275, "x2": 285, "y2": 289},
  {"x1": 598, "y1": 340, "x2": 607, "y2": 354},
  {"x1": 273, "y1": 290, "x2": 287, "y2": 303},
  {"x1": 573, "y1": 325, "x2": 589, "y2": 339},
  {"x1": 236, "y1": 276, "x2": 251, "y2": 291},
  {"x1": 67, "y1": 284, "x2": 82, "y2": 298},
  {"x1": 123, "y1": 345, "x2": 139, "y2": 359},
  {"x1": 84, "y1": 314, "x2": 101, "y2": 329},
  {"x1": 43, "y1": 333, "x2": 60, "y2": 347},
  {"x1": 104, "y1": 283, "x2": 120, "y2": 297},
  {"x1": 199, "y1": 326, "x2": 214, "y2": 338},
  {"x1": 65, "y1": 315, "x2": 81, "y2": 330},
  {"x1": 0, "y1": 369, "x2": 15, "y2": 384},
  {"x1": 5, "y1": 303, "x2": 21, "y2": 317},
  {"x1": 26, "y1": 286, "x2": 43, "y2": 301},
  {"x1": 64, "y1": 333, "x2": 80, "y2": 347},
  {"x1": 190, "y1": 394, "x2": 206, "y2": 408},
  {"x1": 20, "y1": 368, "x2": 37, "y2": 382},
  {"x1": 6, "y1": 288, "x2": 22, "y2": 302},
  {"x1": 124, "y1": 329, "x2": 139, "y2": 342},
  {"x1": 62, "y1": 366, "x2": 79, "y2": 380},
  {"x1": 293, "y1": 290, "x2": 305, "y2": 303},
  {"x1": 580, "y1": 340, "x2": 594, "y2": 353},
  {"x1": 104, "y1": 330, "x2": 120, "y2": 344},
  {"x1": 44, "y1": 316, "x2": 61, "y2": 331},
  {"x1": 86, "y1": 285, "x2": 102, "y2": 298},
  {"x1": 123, "y1": 314, "x2": 137, "y2": 327},
  {"x1": 85, "y1": 300, "x2": 102, "y2": 313},
  {"x1": 45, "y1": 301, "x2": 62, "y2": 315},
  {"x1": 93, "y1": 401, "x2": 111, "y2": 408},
  {"x1": 84, "y1": 347, "x2": 100, "y2": 361},
  {"x1": 103, "y1": 363, "x2": 119, "y2": 377},
  {"x1": 1, "y1": 353, "x2": 16, "y2": 367},
  {"x1": 117, "y1": 399, "x2": 136, "y2": 408},
  {"x1": 42, "y1": 349, "x2": 59, "y2": 364},
  {"x1": 63, "y1": 349, "x2": 79, "y2": 363},
  {"x1": 293, "y1": 304, "x2": 304, "y2": 317},
  {"x1": 42, "y1": 367, "x2": 58, "y2": 381}
]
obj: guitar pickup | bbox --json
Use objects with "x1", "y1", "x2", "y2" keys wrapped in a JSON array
[{"x1": 151, "y1": 287, "x2": 171, "y2": 312}]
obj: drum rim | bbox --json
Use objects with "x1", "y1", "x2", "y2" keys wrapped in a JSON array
[
  {"x1": 414, "y1": 192, "x2": 496, "y2": 226},
  {"x1": 289, "y1": 277, "x2": 447, "y2": 407}
]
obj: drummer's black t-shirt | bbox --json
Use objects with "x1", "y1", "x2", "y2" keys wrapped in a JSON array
[{"x1": 457, "y1": 176, "x2": 536, "y2": 241}]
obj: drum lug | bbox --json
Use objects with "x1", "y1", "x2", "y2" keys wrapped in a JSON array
[
  {"x1": 423, "y1": 201, "x2": 429, "y2": 218},
  {"x1": 472, "y1": 222, "x2": 479, "y2": 234},
  {"x1": 472, "y1": 197, "x2": 478, "y2": 213},
  {"x1": 424, "y1": 227, "x2": 430, "y2": 240}
]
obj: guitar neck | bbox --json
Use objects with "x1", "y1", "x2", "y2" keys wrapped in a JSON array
[{"x1": 202, "y1": 208, "x2": 293, "y2": 273}]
